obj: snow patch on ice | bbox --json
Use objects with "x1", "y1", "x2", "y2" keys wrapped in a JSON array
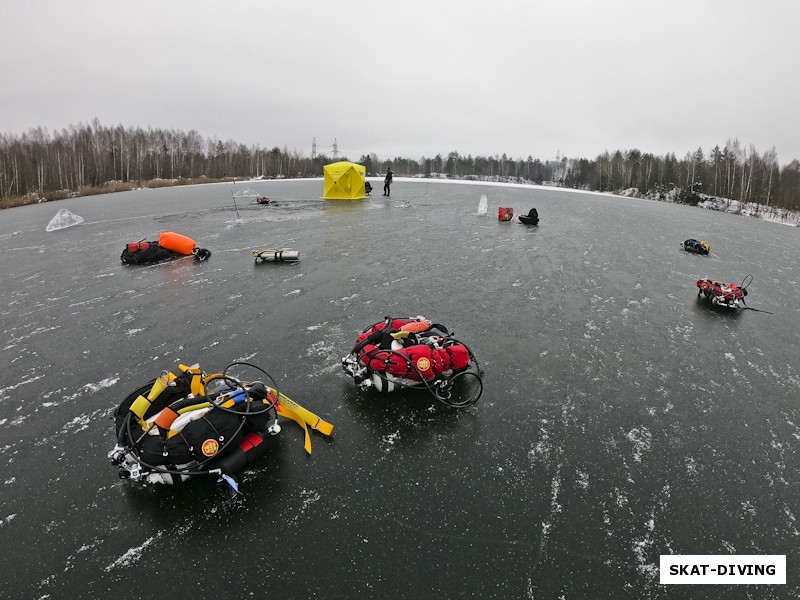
[
  {"x1": 382, "y1": 431, "x2": 400, "y2": 448},
  {"x1": 104, "y1": 532, "x2": 163, "y2": 571},
  {"x1": 288, "y1": 489, "x2": 321, "y2": 525},
  {"x1": 576, "y1": 469, "x2": 589, "y2": 490},
  {"x1": 62, "y1": 414, "x2": 90, "y2": 433},
  {"x1": 528, "y1": 420, "x2": 552, "y2": 463},
  {"x1": 304, "y1": 323, "x2": 345, "y2": 377},
  {"x1": 0, "y1": 374, "x2": 45, "y2": 398},
  {"x1": 632, "y1": 520, "x2": 659, "y2": 581},
  {"x1": 626, "y1": 427, "x2": 652, "y2": 463},
  {"x1": 84, "y1": 377, "x2": 119, "y2": 394},
  {"x1": 740, "y1": 500, "x2": 757, "y2": 518},
  {"x1": 40, "y1": 376, "x2": 120, "y2": 410},
  {"x1": 7, "y1": 325, "x2": 62, "y2": 344},
  {"x1": 306, "y1": 340, "x2": 334, "y2": 358},
  {"x1": 382, "y1": 276, "x2": 409, "y2": 286}
]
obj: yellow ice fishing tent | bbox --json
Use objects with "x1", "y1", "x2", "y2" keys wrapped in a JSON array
[{"x1": 323, "y1": 161, "x2": 367, "y2": 200}]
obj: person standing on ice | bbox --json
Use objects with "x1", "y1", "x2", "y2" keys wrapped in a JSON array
[{"x1": 383, "y1": 168, "x2": 393, "y2": 196}]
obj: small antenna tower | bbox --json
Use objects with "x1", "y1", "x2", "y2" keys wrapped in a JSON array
[
  {"x1": 312, "y1": 137, "x2": 316, "y2": 161},
  {"x1": 332, "y1": 138, "x2": 339, "y2": 160}
]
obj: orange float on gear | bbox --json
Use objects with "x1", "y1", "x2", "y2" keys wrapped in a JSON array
[
  {"x1": 158, "y1": 231, "x2": 196, "y2": 255},
  {"x1": 400, "y1": 320, "x2": 431, "y2": 333}
]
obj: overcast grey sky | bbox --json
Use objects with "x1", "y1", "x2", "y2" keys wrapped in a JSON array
[{"x1": 3, "y1": 0, "x2": 799, "y2": 164}]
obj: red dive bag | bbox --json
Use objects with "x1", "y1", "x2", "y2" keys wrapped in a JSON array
[{"x1": 498, "y1": 207, "x2": 514, "y2": 221}]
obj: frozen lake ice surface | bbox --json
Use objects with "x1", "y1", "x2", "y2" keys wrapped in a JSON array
[{"x1": 0, "y1": 179, "x2": 797, "y2": 599}]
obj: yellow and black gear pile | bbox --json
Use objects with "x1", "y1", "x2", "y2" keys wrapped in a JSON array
[{"x1": 109, "y1": 362, "x2": 333, "y2": 497}]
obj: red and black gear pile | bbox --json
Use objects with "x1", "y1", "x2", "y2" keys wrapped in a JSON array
[
  {"x1": 696, "y1": 277, "x2": 748, "y2": 309},
  {"x1": 120, "y1": 231, "x2": 210, "y2": 264},
  {"x1": 341, "y1": 316, "x2": 483, "y2": 408}
]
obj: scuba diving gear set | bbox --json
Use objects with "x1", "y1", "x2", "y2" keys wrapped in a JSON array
[
  {"x1": 695, "y1": 275, "x2": 770, "y2": 312},
  {"x1": 121, "y1": 231, "x2": 211, "y2": 264},
  {"x1": 342, "y1": 316, "x2": 484, "y2": 408},
  {"x1": 111, "y1": 317, "x2": 483, "y2": 498},
  {"x1": 696, "y1": 277, "x2": 747, "y2": 309},
  {"x1": 107, "y1": 215, "x2": 776, "y2": 502},
  {"x1": 683, "y1": 239, "x2": 710, "y2": 255},
  {"x1": 110, "y1": 362, "x2": 333, "y2": 498}
]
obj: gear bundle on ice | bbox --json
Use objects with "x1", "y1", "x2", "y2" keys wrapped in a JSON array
[
  {"x1": 342, "y1": 316, "x2": 483, "y2": 408},
  {"x1": 110, "y1": 362, "x2": 333, "y2": 497},
  {"x1": 121, "y1": 231, "x2": 210, "y2": 264}
]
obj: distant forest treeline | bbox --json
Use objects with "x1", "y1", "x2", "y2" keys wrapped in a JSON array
[{"x1": 1, "y1": 119, "x2": 799, "y2": 212}]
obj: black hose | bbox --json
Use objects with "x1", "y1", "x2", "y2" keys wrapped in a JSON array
[{"x1": 737, "y1": 275, "x2": 772, "y2": 313}]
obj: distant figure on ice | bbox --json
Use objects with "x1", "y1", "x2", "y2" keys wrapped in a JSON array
[{"x1": 383, "y1": 168, "x2": 393, "y2": 197}]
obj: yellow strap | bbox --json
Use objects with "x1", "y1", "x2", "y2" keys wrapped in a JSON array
[
  {"x1": 130, "y1": 395, "x2": 151, "y2": 419},
  {"x1": 190, "y1": 375, "x2": 204, "y2": 397},
  {"x1": 271, "y1": 390, "x2": 334, "y2": 436},
  {"x1": 131, "y1": 371, "x2": 177, "y2": 420},
  {"x1": 146, "y1": 372, "x2": 176, "y2": 401},
  {"x1": 276, "y1": 404, "x2": 312, "y2": 454},
  {"x1": 178, "y1": 364, "x2": 206, "y2": 396},
  {"x1": 177, "y1": 402, "x2": 212, "y2": 414}
]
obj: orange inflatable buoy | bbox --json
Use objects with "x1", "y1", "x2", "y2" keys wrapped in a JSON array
[
  {"x1": 158, "y1": 231, "x2": 196, "y2": 255},
  {"x1": 400, "y1": 320, "x2": 431, "y2": 333}
]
